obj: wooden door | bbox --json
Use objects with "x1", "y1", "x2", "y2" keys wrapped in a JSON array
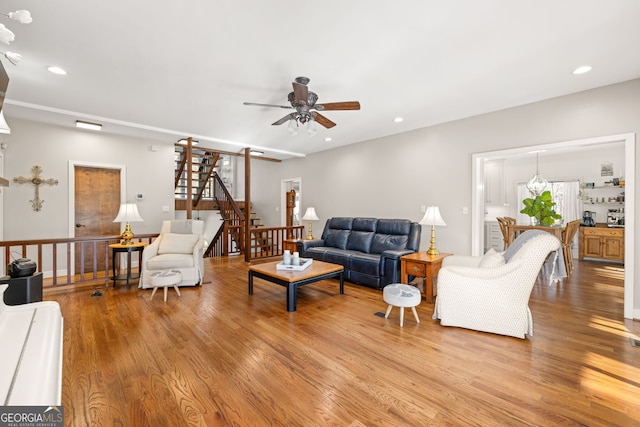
[
  {"x1": 74, "y1": 166, "x2": 121, "y2": 274},
  {"x1": 285, "y1": 189, "x2": 296, "y2": 237}
]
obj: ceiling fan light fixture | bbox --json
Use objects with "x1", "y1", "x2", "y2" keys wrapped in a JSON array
[
  {"x1": 307, "y1": 119, "x2": 317, "y2": 136},
  {"x1": 0, "y1": 24, "x2": 15, "y2": 45},
  {"x1": 4, "y1": 10, "x2": 32, "y2": 24},
  {"x1": 0, "y1": 50, "x2": 20, "y2": 65},
  {"x1": 287, "y1": 118, "x2": 298, "y2": 135}
]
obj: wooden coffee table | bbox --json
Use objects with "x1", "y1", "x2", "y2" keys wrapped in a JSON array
[{"x1": 248, "y1": 260, "x2": 344, "y2": 312}]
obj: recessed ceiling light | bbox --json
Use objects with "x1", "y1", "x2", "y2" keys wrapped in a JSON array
[
  {"x1": 250, "y1": 150, "x2": 264, "y2": 156},
  {"x1": 572, "y1": 65, "x2": 592, "y2": 75},
  {"x1": 75, "y1": 120, "x2": 102, "y2": 131},
  {"x1": 47, "y1": 66, "x2": 67, "y2": 75},
  {"x1": 324, "y1": 137, "x2": 332, "y2": 142},
  {"x1": 393, "y1": 117, "x2": 404, "y2": 123}
]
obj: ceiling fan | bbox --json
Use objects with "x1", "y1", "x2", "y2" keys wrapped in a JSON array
[{"x1": 243, "y1": 76, "x2": 360, "y2": 131}]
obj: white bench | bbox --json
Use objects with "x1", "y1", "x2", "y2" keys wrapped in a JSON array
[{"x1": 0, "y1": 284, "x2": 63, "y2": 405}]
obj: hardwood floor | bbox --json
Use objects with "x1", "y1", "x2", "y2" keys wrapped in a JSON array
[{"x1": 49, "y1": 257, "x2": 640, "y2": 426}]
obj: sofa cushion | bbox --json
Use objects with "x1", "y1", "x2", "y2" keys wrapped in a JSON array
[
  {"x1": 324, "y1": 229, "x2": 350, "y2": 249},
  {"x1": 376, "y1": 219, "x2": 411, "y2": 235},
  {"x1": 324, "y1": 248, "x2": 353, "y2": 268},
  {"x1": 370, "y1": 234, "x2": 409, "y2": 254},
  {"x1": 479, "y1": 248, "x2": 505, "y2": 268},
  {"x1": 352, "y1": 218, "x2": 378, "y2": 232},
  {"x1": 326, "y1": 217, "x2": 354, "y2": 231},
  {"x1": 158, "y1": 233, "x2": 199, "y2": 255},
  {"x1": 349, "y1": 252, "x2": 381, "y2": 276},
  {"x1": 147, "y1": 253, "x2": 195, "y2": 270},
  {"x1": 347, "y1": 231, "x2": 375, "y2": 253}
]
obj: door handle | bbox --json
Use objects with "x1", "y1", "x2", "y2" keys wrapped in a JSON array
[{"x1": 75, "y1": 223, "x2": 86, "y2": 228}]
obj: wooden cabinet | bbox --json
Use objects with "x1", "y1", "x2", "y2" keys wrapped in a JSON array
[{"x1": 578, "y1": 224, "x2": 624, "y2": 262}]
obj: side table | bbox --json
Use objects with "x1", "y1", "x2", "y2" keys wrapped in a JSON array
[
  {"x1": 400, "y1": 252, "x2": 452, "y2": 303},
  {"x1": 283, "y1": 238, "x2": 302, "y2": 253},
  {"x1": 109, "y1": 242, "x2": 147, "y2": 287}
]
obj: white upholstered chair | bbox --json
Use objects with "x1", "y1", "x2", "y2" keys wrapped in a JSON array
[
  {"x1": 139, "y1": 220, "x2": 205, "y2": 289},
  {"x1": 432, "y1": 230, "x2": 562, "y2": 339}
]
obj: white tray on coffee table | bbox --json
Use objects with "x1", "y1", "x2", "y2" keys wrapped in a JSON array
[{"x1": 276, "y1": 258, "x2": 313, "y2": 271}]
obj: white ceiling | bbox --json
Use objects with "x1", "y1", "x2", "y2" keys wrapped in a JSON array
[{"x1": 2, "y1": 0, "x2": 640, "y2": 160}]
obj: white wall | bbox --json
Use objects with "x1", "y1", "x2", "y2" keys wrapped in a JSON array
[{"x1": 1, "y1": 118, "x2": 176, "y2": 240}]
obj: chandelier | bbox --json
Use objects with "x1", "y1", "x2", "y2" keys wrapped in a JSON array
[
  {"x1": 526, "y1": 151, "x2": 548, "y2": 196},
  {"x1": 0, "y1": 9, "x2": 33, "y2": 65}
]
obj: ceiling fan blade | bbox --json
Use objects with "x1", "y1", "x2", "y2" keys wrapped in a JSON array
[
  {"x1": 315, "y1": 101, "x2": 361, "y2": 111},
  {"x1": 272, "y1": 114, "x2": 294, "y2": 126},
  {"x1": 243, "y1": 102, "x2": 293, "y2": 109},
  {"x1": 292, "y1": 81, "x2": 309, "y2": 104},
  {"x1": 314, "y1": 113, "x2": 336, "y2": 129}
]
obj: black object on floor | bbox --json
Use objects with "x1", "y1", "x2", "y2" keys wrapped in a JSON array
[
  {"x1": 374, "y1": 312, "x2": 386, "y2": 318},
  {"x1": 91, "y1": 290, "x2": 102, "y2": 297}
]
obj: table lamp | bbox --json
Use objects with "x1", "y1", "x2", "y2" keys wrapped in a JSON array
[
  {"x1": 419, "y1": 206, "x2": 447, "y2": 256},
  {"x1": 302, "y1": 207, "x2": 319, "y2": 240},
  {"x1": 113, "y1": 202, "x2": 144, "y2": 245}
]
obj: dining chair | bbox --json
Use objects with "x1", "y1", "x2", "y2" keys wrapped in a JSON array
[
  {"x1": 561, "y1": 219, "x2": 582, "y2": 275},
  {"x1": 497, "y1": 217, "x2": 516, "y2": 250}
]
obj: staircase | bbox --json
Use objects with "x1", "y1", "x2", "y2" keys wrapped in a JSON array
[
  {"x1": 174, "y1": 143, "x2": 304, "y2": 259},
  {"x1": 174, "y1": 144, "x2": 220, "y2": 207}
]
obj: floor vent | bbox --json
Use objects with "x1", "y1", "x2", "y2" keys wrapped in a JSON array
[{"x1": 631, "y1": 337, "x2": 640, "y2": 348}]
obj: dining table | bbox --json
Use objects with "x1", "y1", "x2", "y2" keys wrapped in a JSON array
[{"x1": 506, "y1": 223, "x2": 566, "y2": 246}]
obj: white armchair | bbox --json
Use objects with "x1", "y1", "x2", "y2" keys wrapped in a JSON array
[
  {"x1": 139, "y1": 220, "x2": 205, "y2": 289},
  {"x1": 433, "y1": 230, "x2": 562, "y2": 339}
]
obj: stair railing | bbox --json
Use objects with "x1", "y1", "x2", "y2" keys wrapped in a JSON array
[{"x1": 210, "y1": 172, "x2": 245, "y2": 255}]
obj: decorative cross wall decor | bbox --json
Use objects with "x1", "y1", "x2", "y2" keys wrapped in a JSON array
[{"x1": 13, "y1": 165, "x2": 59, "y2": 211}]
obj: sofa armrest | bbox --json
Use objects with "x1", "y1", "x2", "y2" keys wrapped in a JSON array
[
  {"x1": 298, "y1": 239, "x2": 325, "y2": 252},
  {"x1": 142, "y1": 238, "x2": 160, "y2": 263},
  {"x1": 381, "y1": 249, "x2": 414, "y2": 261},
  {"x1": 380, "y1": 249, "x2": 415, "y2": 286}
]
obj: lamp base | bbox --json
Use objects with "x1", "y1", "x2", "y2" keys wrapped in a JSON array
[
  {"x1": 306, "y1": 222, "x2": 315, "y2": 240},
  {"x1": 426, "y1": 247, "x2": 440, "y2": 256},
  {"x1": 426, "y1": 225, "x2": 439, "y2": 256},
  {"x1": 120, "y1": 223, "x2": 135, "y2": 245}
]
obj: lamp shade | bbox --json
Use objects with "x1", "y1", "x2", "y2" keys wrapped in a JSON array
[
  {"x1": 302, "y1": 207, "x2": 319, "y2": 221},
  {"x1": 113, "y1": 203, "x2": 143, "y2": 223},
  {"x1": 419, "y1": 206, "x2": 447, "y2": 227}
]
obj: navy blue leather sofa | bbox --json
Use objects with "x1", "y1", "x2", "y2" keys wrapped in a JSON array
[{"x1": 297, "y1": 217, "x2": 421, "y2": 289}]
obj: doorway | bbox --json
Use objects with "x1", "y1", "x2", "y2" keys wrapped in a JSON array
[
  {"x1": 281, "y1": 178, "x2": 301, "y2": 227},
  {"x1": 471, "y1": 133, "x2": 635, "y2": 319},
  {"x1": 68, "y1": 161, "x2": 127, "y2": 275}
]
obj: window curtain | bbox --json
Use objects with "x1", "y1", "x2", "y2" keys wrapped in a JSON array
[{"x1": 516, "y1": 180, "x2": 581, "y2": 224}]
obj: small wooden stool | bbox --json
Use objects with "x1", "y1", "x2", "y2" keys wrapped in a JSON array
[
  {"x1": 149, "y1": 270, "x2": 182, "y2": 302},
  {"x1": 383, "y1": 283, "x2": 421, "y2": 327}
]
